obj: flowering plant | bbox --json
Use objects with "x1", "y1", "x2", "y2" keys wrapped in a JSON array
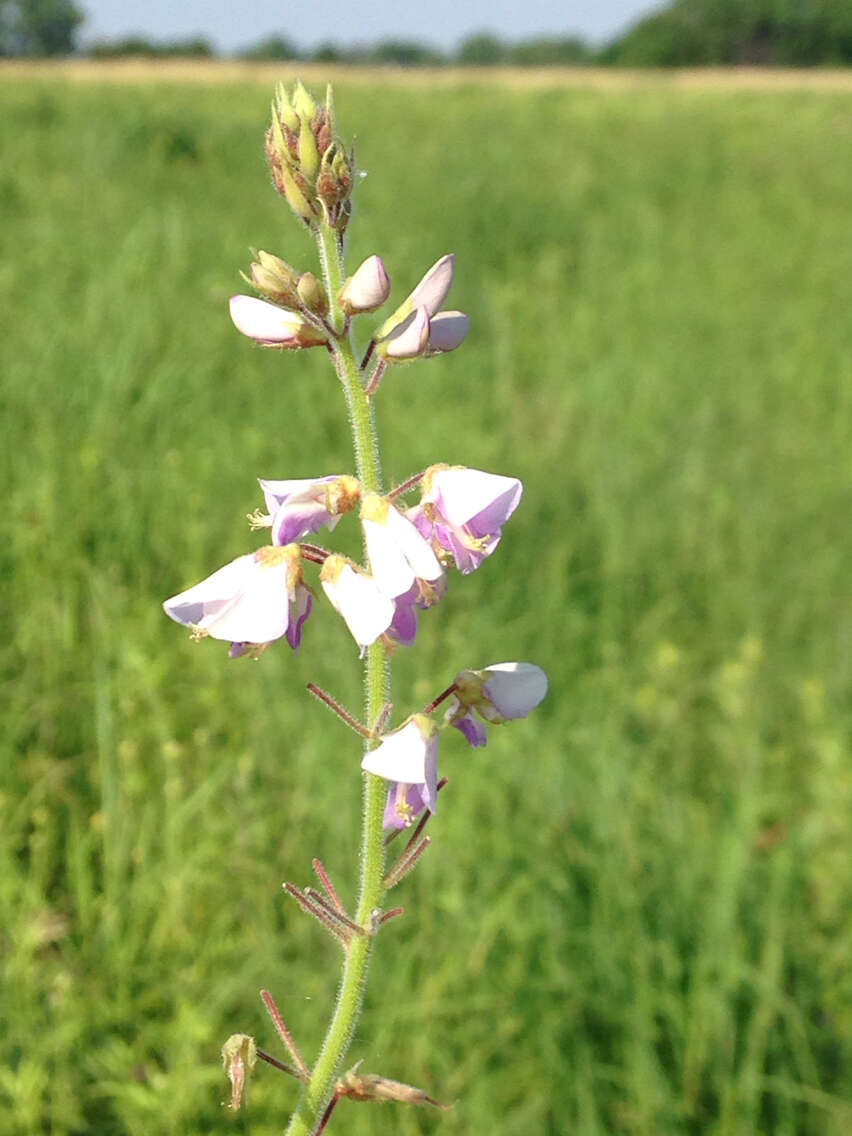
[{"x1": 162, "y1": 82, "x2": 546, "y2": 1134}]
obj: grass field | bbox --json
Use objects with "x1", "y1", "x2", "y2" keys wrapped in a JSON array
[{"x1": 1, "y1": 67, "x2": 852, "y2": 1135}]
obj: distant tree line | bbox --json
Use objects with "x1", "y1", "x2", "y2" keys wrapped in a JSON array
[{"x1": 4, "y1": 0, "x2": 852, "y2": 66}]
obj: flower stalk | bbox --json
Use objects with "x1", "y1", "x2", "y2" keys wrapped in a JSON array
[{"x1": 161, "y1": 82, "x2": 546, "y2": 1134}]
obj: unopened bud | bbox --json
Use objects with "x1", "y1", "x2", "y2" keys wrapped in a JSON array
[
  {"x1": 222, "y1": 1034, "x2": 257, "y2": 1111},
  {"x1": 265, "y1": 83, "x2": 355, "y2": 232},
  {"x1": 298, "y1": 114, "x2": 320, "y2": 181},
  {"x1": 339, "y1": 255, "x2": 391, "y2": 315},
  {"x1": 291, "y1": 80, "x2": 317, "y2": 123},
  {"x1": 338, "y1": 1063, "x2": 448, "y2": 1110},
  {"x1": 297, "y1": 271, "x2": 329, "y2": 317},
  {"x1": 375, "y1": 307, "x2": 430, "y2": 361},
  {"x1": 248, "y1": 250, "x2": 300, "y2": 306}
]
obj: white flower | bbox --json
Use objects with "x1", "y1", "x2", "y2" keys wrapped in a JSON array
[
  {"x1": 361, "y1": 493, "x2": 444, "y2": 600},
  {"x1": 163, "y1": 545, "x2": 311, "y2": 654},
  {"x1": 320, "y1": 554, "x2": 395, "y2": 651}
]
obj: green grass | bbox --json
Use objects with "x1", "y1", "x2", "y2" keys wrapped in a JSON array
[{"x1": 1, "y1": 74, "x2": 852, "y2": 1135}]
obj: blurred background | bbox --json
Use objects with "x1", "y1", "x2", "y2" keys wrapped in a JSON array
[{"x1": 1, "y1": 2, "x2": 852, "y2": 1134}]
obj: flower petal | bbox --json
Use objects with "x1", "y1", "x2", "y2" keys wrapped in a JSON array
[
  {"x1": 361, "y1": 716, "x2": 437, "y2": 785},
  {"x1": 425, "y1": 311, "x2": 468, "y2": 355},
  {"x1": 320, "y1": 556, "x2": 395, "y2": 650},
  {"x1": 381, "y1": 307, "x2": 430, "y2": 360},
  {"x1": 410, "y1": 254, "x2": 455, "y2": 316},
  {"x1": 482, "y1": 662, "x2": 548, "y2": 719},
  {"x1": 362, "y1": 496, "x2": 443, "y2": 599},
  {"x1": 451, "y1": 710, "x2": 488, "y2": 748}
]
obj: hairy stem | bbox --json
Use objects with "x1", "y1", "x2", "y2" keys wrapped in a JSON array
[{"x1": 284, "y1": 223, "x2": 390, "y2": 1136}]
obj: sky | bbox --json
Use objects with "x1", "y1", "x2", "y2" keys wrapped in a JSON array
[{"x1": 79, "y1": 0, "x2": 663, "y2": 54}]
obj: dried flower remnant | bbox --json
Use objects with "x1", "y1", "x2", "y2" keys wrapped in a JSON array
[{"x1": 222, "y1": 1034, "x2": 258, "y2": 1111}]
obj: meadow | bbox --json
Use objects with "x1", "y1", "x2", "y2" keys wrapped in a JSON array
[{"x1": 1, "y1": 66, "x2": 851, "y2": 1135}]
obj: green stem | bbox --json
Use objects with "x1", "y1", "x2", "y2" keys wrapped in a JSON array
[{"x1": 284, "y1": 226, "x2": 389, "y2": 1136}]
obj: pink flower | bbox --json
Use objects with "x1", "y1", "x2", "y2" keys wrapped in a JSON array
[
  {"x1": 254, "y1": 475, "x2": 361, "y2": 545},
  {"x1": 163, "y1": 545, "x2": 312, "y2": 655},
  {"x1": 320, "y1": 554, "x2": 395, "y2": 652},
  {"x1": 229, "y1": 295, "x2": 328, "y2": 348},
  {"x1": 445, "y1": 662, "x2": 548, "y2": 747},
  {"x1": 408, "y1": 465, "x2": 523, "y2": 575},
  {"x1": 361, "y1": 715, "x2": 439, "y2": 830},
  {"x1": 338, "y1": 255, "x2": 391, "y2": 314}
]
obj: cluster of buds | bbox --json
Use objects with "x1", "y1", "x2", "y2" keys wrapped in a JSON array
[
  {"x1": 228, "y1": 250, "x2": 468, "y2": 380},
  {"x1": 266, "y1": 81, "x2": 353, "y2": 233}
]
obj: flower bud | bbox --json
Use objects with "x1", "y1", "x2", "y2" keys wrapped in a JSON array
[
  {"x1": 247, "y1": 250, "x2": 300, "y2": 307},
  {"x1": 297, "y1": 271, "x2": 329, "y2": 317},
  {"x1": 339, "y1": 255, "x2": 391, "y2": 315},
  {"x1": 374, "y1": 254, "x2": 455, "y2": 343},
  {"x1": 266, "y1": 82, "x2": 355, "y2": 232},
  {"x1": 229, "y1": 295, "x2": 328, "y2": 349},
  {"x1": 375, "y1": 307, "x2": 430, "y2": 361}
]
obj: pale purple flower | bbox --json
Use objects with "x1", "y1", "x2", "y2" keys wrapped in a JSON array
[
  {"x1": 445, "y1": 662, "x2": 548, "y2": 746},
  {"x1": 361, "y1": 715, "x2": 439, "y2": 829},
  {"x1": 254, "y1": 475, "x2": 361, "y2": 545},
  {"x1": 408, "y1": 465, "x2": 523, "y2": 574},
  {"x1": 320, "y1": 554, "x2": 395, "y2": 652},
  {"x1": 338, "y1": 255, "x2": 391, "y2": 314},
  {"x1": 373, "y1": 255, "x2": 466, "y2": 361},
  {"x1": 162, "y1": 544, "x2": 312, "y2": 655},
  {"x1": 229, "y1": 295, "x2": 328, "y2": 348},
  {"x1": 361, "y1": 493, "x2": 445, "y2": 601}
]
